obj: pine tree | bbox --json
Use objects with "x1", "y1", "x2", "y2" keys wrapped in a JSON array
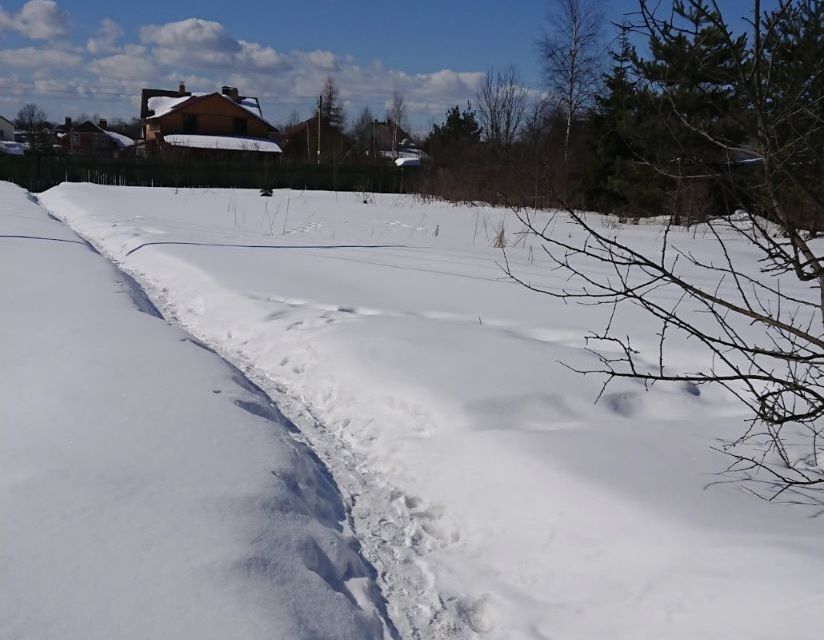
[
  {"x1": 428, "y1": 103, "x2": 481, "y2": 147},
  {"x1": 592, "y1": 2, "x2": 751, "y2": 217},
  {"x1": 586, "y1": 24, "x2": 657, "y2": 212},
  {"x1": 317, "y1": 77, "x2": 345, "y2": 131}
]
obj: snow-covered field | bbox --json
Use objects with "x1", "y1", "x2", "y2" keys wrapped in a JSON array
[
  {"x1": 0, "y1": 183, "x2": 391, "y2": 639},
  {"x1": 30, "y1": 183, "x2": 824, "y2": 638}
]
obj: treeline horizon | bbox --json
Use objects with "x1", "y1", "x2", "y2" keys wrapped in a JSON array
[
  {"x1": 402, "y1": 0, "x2": 822, "y2": 228},
  {"x1": 7, "y1": 0, "x2": 820, "y2": 229}
]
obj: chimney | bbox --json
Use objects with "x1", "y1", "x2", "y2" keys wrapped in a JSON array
[
  {"x1": 98, "y1": 118, "x2": 108, "y2": 129},
  {"x1": 64, "y1": 117, "x2": 72, "y2": 130},
  {"x1": 178, "y1": 81, "x2": 186, "y2": 96},
  {"x1": 222, "y1": 85, "x2": 240, "y2": 102}
]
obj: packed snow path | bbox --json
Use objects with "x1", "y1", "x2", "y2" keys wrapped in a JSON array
[
  {"x1": 40, "y1": 184, "x2": 824, "y2": 639},
  {"x1": 0, "y1": 183, "x2": 392, "y2": 639}
]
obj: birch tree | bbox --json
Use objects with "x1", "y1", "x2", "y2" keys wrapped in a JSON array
[{"x1": 538, "y1": 0, "x2": 605, "y2": 161}]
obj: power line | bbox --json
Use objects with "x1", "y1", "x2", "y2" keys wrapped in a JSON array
[{"x1": 0, "y1": 81, "x2": 479, "y2": 109}]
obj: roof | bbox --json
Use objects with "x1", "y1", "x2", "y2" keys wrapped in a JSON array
[
  {"x1": 72, "y1": 121, "x2": 135, "y2": 149},
  {"x1": 146, "y1": 95, "x2": 192, "y2": 119},
  {"x1": 140, "y1": 88, "x2": 190, "y2": 119},
  {"x1": 282, "y1": 117, "x2": 349, "y2": 141},
  {"x1": 0, "y1": 115, "x2": 14, "y2": 128},
  {"x1": 104, "y1": 130, "x2": 135, "y2": 149},
  {"x1": 379, "y1": 148, "x2": 430, "y2": 161},
  {"x1": 161, "y1": 134, "x2": 282, "y2": 154},
  {"x1": 144, "y1": 90, "x2": 274, "y2": 130},
  {"x1": 395, "y1": 157, "x2": 421, "y2": 168},
  {"x1": 366, "y1": 119, "x2": 417, "y2": 152},
  {"x1": 0, "y1": 140, "x2": 26, "y2": 155}
]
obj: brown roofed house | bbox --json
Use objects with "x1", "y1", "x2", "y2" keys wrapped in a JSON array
[{"x1": 140, "y1": 84, "x2": 281, "y2": 157}]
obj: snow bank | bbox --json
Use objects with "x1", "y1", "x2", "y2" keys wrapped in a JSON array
[
  {"x1": 40, "y1": 184, "x2": 824, "y2": 640},
  {"x1": 1, "y1": 183, "x2": 391, "y2": 639}
]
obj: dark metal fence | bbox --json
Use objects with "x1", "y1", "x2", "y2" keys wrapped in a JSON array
[{"x1": 0, "y1": 154, "x2": 409, "y2": 193}]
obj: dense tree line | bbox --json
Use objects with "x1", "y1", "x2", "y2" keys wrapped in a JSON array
[
  {"x1": 510, "y1": 0, "x2": 824, "y2": 499},
  {"x1": 417, "y1": 0, "x2": 823, "y2": 229}
]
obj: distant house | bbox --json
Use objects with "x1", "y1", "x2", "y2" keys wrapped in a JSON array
[
  {"x1": 58, "y1": 118, "x2": 135, "y2": 157},
  {"x1": 360, "y1": 119, "x2": 428, "y2": 165},
  {"x1": 0, "y1": 115, "x2": 26, "y2": 155},
  {"x1": 139, "y1": 83, "x2": 281, "y2": 157},
  {"x1": 0, "y1": 115, "x2": 15, "y2": 141},
  {"x1": 280, "y1": 117, "x2": 350, "y2": 163}
]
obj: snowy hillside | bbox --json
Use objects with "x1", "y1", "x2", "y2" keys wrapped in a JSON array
[
  {"x1": 0, "y1": 183, "x2": 392, "y2": 640},
  {"x1": 39, "y1": 184, "x2": 824, "y2": 639}
]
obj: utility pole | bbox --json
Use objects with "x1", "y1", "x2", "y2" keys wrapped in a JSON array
[{"x1": 317, "y1": 94, "x2": 322, "y2": 165}]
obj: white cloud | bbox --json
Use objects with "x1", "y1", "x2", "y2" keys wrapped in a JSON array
[
  {"x1": 140, "y1": 18, "x2": 239, "y2": 52},
  {"x1": 0, "y1": 46, "x2": 81, "y2": 70},
  {"x1": 90, "y1": 50, "x2": 155, "y2": 81},
  {"x1": 86, "y1": 18, "x2": 123, "y2": 54},
  {"x1": 1, "y1": 12, "x2": 486, "y2": 130},
  {"x1": 294, "y1": 49, "x2": 338, "y2": 72},
  {"x1": 238, "y1": 41, "x2": 291, "y2": 72},
  {"x1": 0, "y1": 0, "x2": 69, "y2": 40}
]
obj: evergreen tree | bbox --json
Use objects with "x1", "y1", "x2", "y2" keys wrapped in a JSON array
[
  {"x1": 317, "y1": 77, "x2": 345, "y2": 131},
  {"x1": 586, "y1": 24, "x2": 660, "y2": 212},
  {"x1": 623, "y1": 0, "x2": 823, "y2": 224},
  {"x1": 426, "y1": 103, "x2": 481, "y2": 150},
  {"x1": 593, "y1": 2, "x2": 752, "y2": 217},
  {"x1": 755, "y1": 0, "x2": 824, "y2": 225}
]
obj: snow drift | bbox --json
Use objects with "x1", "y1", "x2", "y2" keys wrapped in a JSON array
[{"x1": 39, "y1": 183, "x2": 824, "y2": 640}]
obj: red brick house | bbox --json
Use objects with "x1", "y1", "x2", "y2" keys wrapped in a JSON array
[{"x1": 58, "y1": 119, "x2": 135, "y2": 157}]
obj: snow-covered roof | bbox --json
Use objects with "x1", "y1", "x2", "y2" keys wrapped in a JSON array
[
  {"x1": 380, "y1": 149, "x2": 429, "y2": 161},
  {"x1": 395, "y1": 156, "x2": 421, "y2": 168},
  {"x1": 234, "y1": 96, "x2": 263, "y2": 119},
  {"x1": 146, "y1": 92, "x2": 266, "y2": 123},
  {"x1": 146, "y1": 95, "x2": 193, "y2": 119},
  {"x1": 0, "y1": 140, "x2": 26, "y2": 156},
  {"x1": 162, "y1": 134, "x2": 282, "y2": 154},
  {"x1": 104, "y1": 130, "x2": 135, "y2": 149}
]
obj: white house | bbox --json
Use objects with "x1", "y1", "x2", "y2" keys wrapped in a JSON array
[{"x1": 0, "y1": 115, "x2": 15, "y2": 141}]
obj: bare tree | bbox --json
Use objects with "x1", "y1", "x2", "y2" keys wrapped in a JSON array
[
  {"x1": 511, "y1": 0, "x2": 824, "y2": 501},
  {"x1": 387, "y1": 90, "x2": 407, "y2": 156},
  {"x1": 284, "y1": 109, "x2": 301, "y2": 130},
  {"x1": 15, "y1": 103, "x2": 47, "y2": 132},
  {"x1": 538, "y1": 0, "x2": 604, "y2": 161},
  {"x1": 476, "y1": 66, "x2": 529, "y2": 148},
  {"x1": 520, "y1": 96, "x2": 554, "y2": 147},
  {"x1": 351, "y1": 106, "x2": 375, "y2": 138}
]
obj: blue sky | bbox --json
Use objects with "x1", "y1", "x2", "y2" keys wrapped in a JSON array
[{"x1": 0, "y1": 0, "x2": 766, "y2": 132}]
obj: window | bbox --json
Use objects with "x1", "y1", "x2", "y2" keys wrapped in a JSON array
[
  {"x1": 233, "y1": 118, "x2": 248, "y2": 135},
  {"x1": 182, "y1": 114, "x2": 197, "y2": 134},
  {"x1": 71, "y1": 133, "x2": 79, "y2": 145}
]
